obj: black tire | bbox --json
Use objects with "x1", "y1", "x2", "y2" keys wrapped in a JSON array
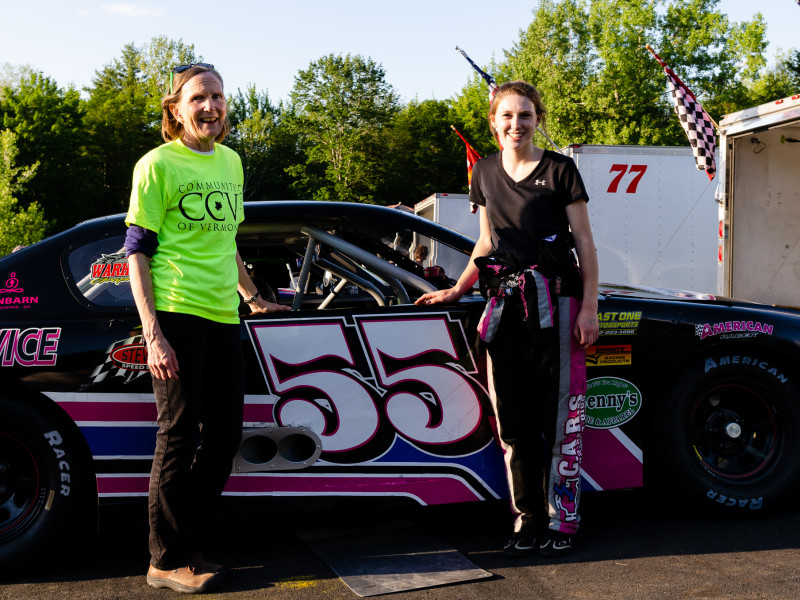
[
  {"x1": 653, "y1": 351, "x2": 800, "y2": 515},
  {"x1": 0, "y1": 397, "x2": 97, "y2": 575}
]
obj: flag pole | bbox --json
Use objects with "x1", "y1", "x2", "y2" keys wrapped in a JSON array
[
  {"x1": 454, "y1": 46, "x2": 562, "y2": 151},
  {"x1": 645, "y1": 44, "x2": 719, "y2": 131}
]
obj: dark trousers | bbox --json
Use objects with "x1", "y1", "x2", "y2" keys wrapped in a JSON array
[
  {"x1": 148, "y1": 311, "x2": 244, "y2": 569},
  {"x1": 487, "y1": 295, "x2": 586, "y2": 535}
]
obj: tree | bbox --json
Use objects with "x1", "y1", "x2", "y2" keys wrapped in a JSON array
[
  {"x1": 381, "y1": 99, "x2": 467, "y2": 205},
  {"x1": 82, "y1": 37, "x2": 201, "y2": 219},
  {"x1": 82, "y1": 43, "x2": 161, "y2": 218},
  {"x1": 500, "y1": 0, "x2": 771, "y2": 146},
  {"x1": 226, "y1": 86, "x2": 299, "y2": 201},
  {"x1": 506, "y1": 0, "x2": 598, "y2": 146},
  {"x1": 288, "y1": 54, "x2": 400, "y2": 204},
  {"x1": 0, "y1": 130, "x2": 47, "y2": 255},
  {"x1": 0, "y1": 71, "x2": 86, "y2": 231},
  {"x1": 449, "y1": 65, "x2": 510, "y2": 158},
  {"x1": 746, "y1": 49, "x2": 800, "y2": 106}
]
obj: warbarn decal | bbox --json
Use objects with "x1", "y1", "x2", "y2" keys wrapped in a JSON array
[
  {"x1": 90, "y1": 251, "x2": 130, "y2": 285},
  {"x1": 0, "y1": 271, "x2": 38, "y2": 310}
]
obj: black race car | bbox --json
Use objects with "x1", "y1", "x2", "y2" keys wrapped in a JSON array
[{"x1": 2, "y1": 201, "x2": 800, "y2": 570}]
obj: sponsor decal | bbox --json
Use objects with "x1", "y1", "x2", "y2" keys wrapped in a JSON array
[
  {"x1": 695, "y1": 320, "x2": 774, "y2": 340},
  {"x1": 110, "y1": 343, "x2": 148, "y2": 371},
  {"x1": 552, "y1": 393, "x2": 584, "y2": 523},
  {"x1": 43, "y1": 430, "x2": 72, "y2": 496},
  {"x1": 90, "y1": 251, "x2": 130, "y2": 285},
  {"x1": 553, "y1": 476, "x2": 580, "y2": 523},
  {"x1": 0, "y1": 327, "x2": 60, "y2": 367},
  {"x1": 585, "y1": 377, "x2": 641, "y2": 429},
  {"x1": 598, "y1": 311, "x2": 641, "y2": 336},
  {"x1": 88, "y1": 335, "x2": 150, "y2": 384},
  {"x1": 586, "y1": 344, "x2": 632, "y2": 367},
  {"x1": 704, "y1": 355, "x2": 787, "y2": 383},
  {"x1": 706, "y1": 489, "x2": 762, "y2": 510},
  {"x1": 0, "y1": 272, "x2": 38, "y2": 310}
]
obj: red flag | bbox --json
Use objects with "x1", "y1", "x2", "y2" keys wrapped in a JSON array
[
  {"x1": 450, "y1": 125, "x2": 482, "y2": 187},
  {"x1": 451, "y1": 126, "x2": 483, "y2": 213},
  {"x1": 647, "y1": 45, "x2": 717, "y2": 180}
]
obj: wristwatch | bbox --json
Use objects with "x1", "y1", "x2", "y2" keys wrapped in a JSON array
[{"x1": 244, "y1": 291, "x2": 261, "y2": 304}]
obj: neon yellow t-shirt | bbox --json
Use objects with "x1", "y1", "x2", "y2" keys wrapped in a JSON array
[{"x1": 126, "y1": 139, "x2": 244, "y2": 324}]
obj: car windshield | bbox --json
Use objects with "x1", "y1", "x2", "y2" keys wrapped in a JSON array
[{"x1": 62, "y1": 206, "x2": 473, "y2": 311}]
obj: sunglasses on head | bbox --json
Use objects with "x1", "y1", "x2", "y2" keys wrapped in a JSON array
[{"x1": 169, "y1": 63, "x2": 215, "y2": 94}]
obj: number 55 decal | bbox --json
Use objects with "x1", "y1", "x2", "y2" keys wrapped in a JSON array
[
  {"x1": 247, "y1": 314, "x2": 491, "y2": 463},
  {"x1": 608, "y1": 164, "x2": 648, "y2": 193}
]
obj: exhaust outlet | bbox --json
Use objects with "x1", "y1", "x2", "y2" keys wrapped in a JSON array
[{"x1": 234, "y1": 426, "x2": 322, "y2": 472}]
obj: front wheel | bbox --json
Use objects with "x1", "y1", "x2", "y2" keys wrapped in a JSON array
[
  {"x1": 0, "y1": 397, "x2": 96, "y2": 575},
  {"x1": 653, "y1": 352, "x2": 800, "y2": 515}
]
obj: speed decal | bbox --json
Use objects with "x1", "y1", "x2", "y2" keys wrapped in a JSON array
[
  {"x1": 89, "y1": 335, "x2": 150, "y2": 385},
  {"x1": 246, "y1": 313, "x2": 493, "y2": 463}
]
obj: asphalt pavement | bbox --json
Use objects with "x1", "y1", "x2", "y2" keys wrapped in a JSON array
[{"x1": 2, "y1": 490, "x2": 800, "y2": 600}]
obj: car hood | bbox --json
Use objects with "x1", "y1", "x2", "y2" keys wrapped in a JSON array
[{"x1": 599, "y1": 282, "x2": 718, "y2": 302}]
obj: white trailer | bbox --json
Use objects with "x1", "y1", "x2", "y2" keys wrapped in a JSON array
[
  {"x1": 415, "y1": 145, "x2": 719, "y2": 292},
  {"x1": 413, "y1": 193, "x2": 475, "y2": 282},
  {"x1": 566, "y1": 145, "x2": 718, "y2": 292},
  {"x1": 717, "y1": 93, "x2": 800, "y2": 307}
]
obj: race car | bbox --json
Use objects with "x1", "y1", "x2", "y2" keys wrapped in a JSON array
[{"x1": 2, "y1": 200, "x2": 800, "y2": 570}]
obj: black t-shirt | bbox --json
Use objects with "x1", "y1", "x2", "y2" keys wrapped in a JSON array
[{"x1": 470, "y1": 150, "x2": 589, "y2": 266}]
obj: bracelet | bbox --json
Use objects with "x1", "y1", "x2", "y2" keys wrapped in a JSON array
[{"x1": 244, "y1": 291, "x2": 261, "y2": 304}]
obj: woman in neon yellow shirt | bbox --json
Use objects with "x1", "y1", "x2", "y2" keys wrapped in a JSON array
[{"x1": 126, "y1": 63, "x2": 288, "y2": 594}]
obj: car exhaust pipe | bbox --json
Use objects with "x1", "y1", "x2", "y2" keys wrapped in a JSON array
[{"x1": 234, "y1": 427, "x2": 322, "y2": 472}]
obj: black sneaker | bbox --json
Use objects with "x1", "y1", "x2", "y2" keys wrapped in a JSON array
[
  {"x1": 539, "y1": 531, "x2": 573, "y2": 557},
  {"x1": 502, "y1": 529, "x2": 538, "y2": 558}
]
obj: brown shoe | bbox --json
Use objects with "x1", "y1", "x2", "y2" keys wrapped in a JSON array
[
  {"x1": 146, "y1": 564, "x2": 226, "y2": 594},
  {"x1": 191, "y1": 554, "x2": 229, "y2": 575}
]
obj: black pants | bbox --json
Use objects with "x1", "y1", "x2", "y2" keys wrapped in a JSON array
[
  {"x1": 148, "y1": 311, "x2": 244, "y2": 570},
  {"x1": 486, "y1": 295, "x2": 586, "y2": 535}
]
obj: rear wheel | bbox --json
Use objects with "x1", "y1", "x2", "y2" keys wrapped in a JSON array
[
  {"x1": 0, "y1": 398, "x2": 96, "y2": 575},
  {"x1": 653, "y1": 352, "x2": 800, "y2": 515}
]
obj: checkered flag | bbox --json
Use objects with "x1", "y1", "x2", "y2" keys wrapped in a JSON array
[{"x1": 647, "y1": 45, "x2": 717, "y2": 180}]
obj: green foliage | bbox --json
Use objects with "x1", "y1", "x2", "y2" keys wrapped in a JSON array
[
  {"x1": 381, "y1": 99, "x2": 467, "y2": 205},
  {"x1": 82, "y1": 37, "x2": 200, "y2": 220},
  {"x1": 137, "y1": 35, "x2": 200, "y2": 101},
  {"x1": 0, "y1": 71, "x2": 86, "y2": 231},
  {"x1": 449, "y1": 72, "x2": 503, "y2": 157},
  {"x1": 0, "y1": 16, "x2": 796, "y2": 238},
  {"x1": 505, "y1": 0, "x2": 773, "y2": 146},
  {"x1": 508, "y1": 0, "x2": 598, "y2": 146},
  {"x1": 288, "y1": 53, "x2": 400, "y2": 204},
  {"x1": 0, "y1": 130, "x2": 48, "y2": 256},
  {"x1": 226, "y1": 86, "x2": 298, "y2": 201},
  {"x1": 746, "y1": 49, "x2": 800, "y2": 106}
]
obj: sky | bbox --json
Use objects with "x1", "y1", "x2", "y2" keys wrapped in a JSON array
[{"x1": 2, "y1": 0, "x2": 799, "y2": 104}]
